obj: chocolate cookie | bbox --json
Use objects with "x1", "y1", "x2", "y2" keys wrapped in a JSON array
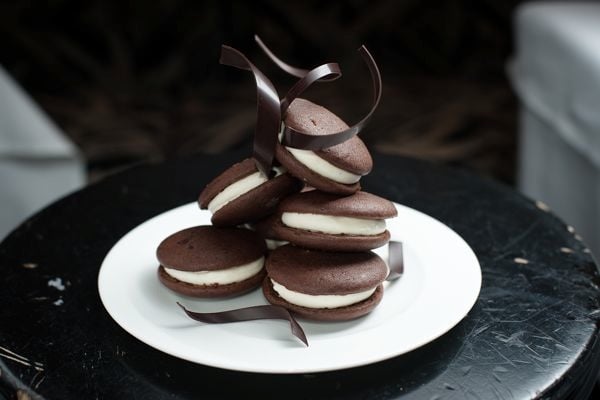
[
  {"x1": 263, "y1": 245, "x2": 388, "y2": 321},
  {"x1": 252, "y1": 215, "x2": 289, "y2": 250},
  {"x1": 199, "y1": 158, "x2": 302, "y2": 227},
  {"x1": 276, "y1": 98, "x2": 372, "y2": 196},
  {"x1": 157, "y1": 226, "x2": 267, "y2": 297},
  {"x1": 272, "y1": 190, "x2": 397, "y2": 252}
]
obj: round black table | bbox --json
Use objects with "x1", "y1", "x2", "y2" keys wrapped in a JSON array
[{"x1": 1, "y1": 151, "x2": 599, "y2": 399}]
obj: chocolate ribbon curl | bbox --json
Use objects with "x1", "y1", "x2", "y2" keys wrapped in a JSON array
[
  {"x1": 386, "y1": 241, "x2": 404, "y2": 281},
  {"x1": 255, "y1": 35, "x2": 340, "y2": 82},
  {"x1": 220, "y1": 45, "x2": 281, "y2": 177},
  {"x1": 177, "y1": 302, "x2": 308, "y2": 346},
  {"x1": 281, "y1": 46, "x2": 382, "y2": 150},
  {"x1": 222, "y1": 37, "x2": 381, "y2": 174},
  {"x1": 280, "y1": 63, "x2": 342, "y2": 115},
  {"x1": 255, "y1": 37, "x2": 382, "y2": 150}
]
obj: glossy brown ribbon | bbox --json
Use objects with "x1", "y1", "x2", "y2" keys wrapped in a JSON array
[
  {"x1": 256, "y1": 36, "x2": 382, "y2": 150},
  {"x1": 221, "y1": 38, "x2": 382, "y2": 174},
  {"x1": 386, "y1": 241, "x2": 404, "y2": 281},
  {"x1": 255, "y1": 35, "x2": 340, "y2": 82},
  {"x1": 280, "y1": 62, "x2": 342, "y2": 115},
  {"x1": 177, "y1": 302, "x2": 308, "y2": 346},
  {"x1": 281, "y1": 46, "x2": 381, "y2": 150},
  {"x1": 220, "y1": 45, "x2": 281, "y2": 177}
]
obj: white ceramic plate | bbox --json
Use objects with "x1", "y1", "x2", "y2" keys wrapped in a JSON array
[{"x1": 98, "y1": 202, "x2": 481, "y2": 373}]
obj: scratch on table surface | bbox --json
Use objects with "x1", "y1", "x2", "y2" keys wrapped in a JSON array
[
  {"x1": 555, "y1": 343, "x2": 572, "y2": 352},
  {"x1": 0, "y1": 352, "x2": 32, "y2": 368},
  {"x1": 487, "y1": 342, "x2": 518, "y2": 368},
  {"x1": 0, "y1": 345, "x2": 44, "y2": 371},
  {"x1": 535, "y1": 344, "x2": 552, "y2": 352},
  {"x1": 471, "y1": 324, "x2": 490, "y2": 337},
  {"x1": 34, "y1": 375, "x2": 46, "y2": 390},
  {"x1": 530, "y1": 325, "x2": 571, "y2": 351},
  {"x1": 30, "y1": 369, "x2": 46, "y2": 390},
  {"x1": 492, "y1": 220, "x2": 541, "y2": 261},
  {"x1": 495, "y1": 330, "x2": 526, "y2": 344},
  {"x1": 443, "y1": 383, "x2": 456, "y2": 390},
  {"x1": 491, "y1": 327, "x2": 555, "y2": 363}
]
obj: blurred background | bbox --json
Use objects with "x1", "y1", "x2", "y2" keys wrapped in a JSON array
[
  {"x1": 0, "y1": 0, "x2": 519, "y2": 181},
  {"x1": 1, "y1": 0, "x2": 599, "y2": 255}
]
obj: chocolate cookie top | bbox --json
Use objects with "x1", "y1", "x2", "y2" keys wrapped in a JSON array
[
  {"x1": 156, "y1": 226, "x2": 266, "y2": 271},
  {"x1": 284, "y1": 99, "x2": 372, "y2": 175},
  {"x1": 278, "y1": 190, "x2": 397, "y2": 219},
  {"x1": 199, "y1": 158, "x2": 257, "y2": 207},
  {"x1": 266, "y1": 245, "x2": 388, "y2": 295}
]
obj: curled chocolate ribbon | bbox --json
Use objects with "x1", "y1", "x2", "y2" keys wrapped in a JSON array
[
  {"x1": 254, "y1": 35, "x2": 343, "y2": 115},
  {"x1": 220, "y1": 45, "x2": 281, "y2": 177},
  {"x1": 177, "y1": 302, "x2": 308, "y2": 346},
  {"x1": 281, "y1": 46, "x2": 382, "y2": 150},
  {"x1": 255, "y1": 35, "x2": 340, "y2": 82},
  {"x1": 386, "y1": 241, "x2": 404, "y2": 281},
  {"x1": 221, "y1": 37, "x2": 381, "y2": 174},
  {"x1": 255, "y1": 36, "x2": 382, "y2": 150},
  {"x1": 280, "y1": 63, "x2": 342, "y2": 114}
]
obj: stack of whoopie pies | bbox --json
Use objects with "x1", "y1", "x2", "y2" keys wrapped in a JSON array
[{"x1": 156, "y1": 98, "x2": 397, "y2": 322}]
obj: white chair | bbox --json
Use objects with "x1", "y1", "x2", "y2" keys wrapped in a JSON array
[
  {"x1": 0, "y1": 65, "x2": 85, "y2": 240},
  {"x1": 509, "y1": 2, "x2": 600, "y2": 259}
]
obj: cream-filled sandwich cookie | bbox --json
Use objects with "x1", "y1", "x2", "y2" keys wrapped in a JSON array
[
  {"x1": 275, "y1": 98, "x2": 373, "y2": 196},
  {"x1": 157, "y1": 226, "x2": 267, "y2": 297},
  {"x1": 263, "y1": 245, "x2": 388, "y2": 321},
  {"x1": 251, "y1": 215, "x2": 289, "y2": 250},
  {"x1": 199, "y1": 158, "x2": 302, "y2": 227},
  {"x1": 272, "y1": 190, "x2": 397, "y2": 252}
]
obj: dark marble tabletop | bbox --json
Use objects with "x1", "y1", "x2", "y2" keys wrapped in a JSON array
[{"x1": 1, "y1": 151, "x2": 599, "y2": 399}]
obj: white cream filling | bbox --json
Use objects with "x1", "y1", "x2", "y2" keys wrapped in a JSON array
[
  {"x1": 285, "y1": 147, "x2": 361, "y2": 184},
  {"x1": 164, "y1": 257, "x2": 264, "y2": 285},
  {"x1": 271, "y1": 279, "x2": 376, "y2": 309},
  {"x1": 208, "y1": 167, "x2": 284, "y2": 213},
  {"x1": 282, "y1": 212, "x2": 386, "y2": 235}
]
